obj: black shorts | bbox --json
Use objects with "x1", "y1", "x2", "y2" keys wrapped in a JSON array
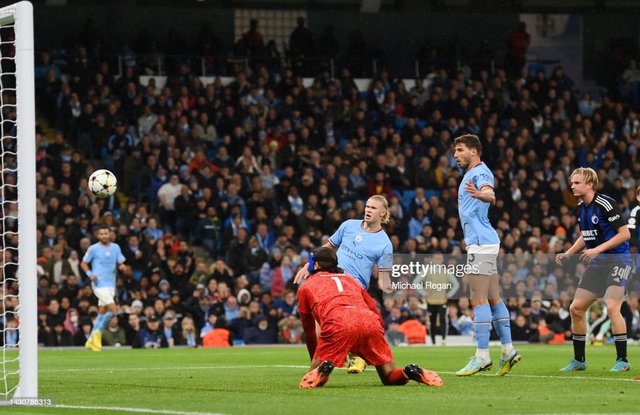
[{"x1": 578, "y1": 262, "x2": 632, "y2": 297}]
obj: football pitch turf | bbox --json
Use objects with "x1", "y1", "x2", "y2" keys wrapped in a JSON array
[{"x1": 5, "y1": 344, "x2": 640, "y2": 415}]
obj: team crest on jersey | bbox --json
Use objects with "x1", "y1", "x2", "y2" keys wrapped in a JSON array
[
  {"x1": 355, "y1": 235, "x2": 363, "y2": 243},
  {"x1": 105, "y1": 251, "x2": 111, "y2": 257},
  {"x1": 591, "y1": 215, "x2": 599, "y2": 224}
]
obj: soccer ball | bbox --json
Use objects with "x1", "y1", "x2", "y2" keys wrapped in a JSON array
[{"x1": 89, "y1": 169, "x2": 117, "y2": 198}]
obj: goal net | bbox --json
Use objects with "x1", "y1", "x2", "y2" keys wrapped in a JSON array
[{"x1": 0, "y1": 1, "x2": 36, "y2": 402}]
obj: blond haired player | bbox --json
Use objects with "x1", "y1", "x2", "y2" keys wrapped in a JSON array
[
  {"x1": 294, "y1": 195, "x2": 393, "y2": 373},
  {"x1": 556, "y1": 167, "x2": 632, "y2": 372}
]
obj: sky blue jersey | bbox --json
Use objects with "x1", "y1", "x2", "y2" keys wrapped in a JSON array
[
  {"x1": 458, "y1": 162, "x2": 500, "y2": 246},
  {"x1": 83, "y1": 242, "x2": 126, "y2": 289},
  {"x1": 328, "y1": 219, "x2": 393, "y2": 289}
]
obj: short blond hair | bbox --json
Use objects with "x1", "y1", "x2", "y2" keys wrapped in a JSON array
[
  {"x1": 570, "y1": 167, "x2": 599, "y2": 189},
  {"x1": 369, "y1": 195, "x2": 390, "y2": 225}
]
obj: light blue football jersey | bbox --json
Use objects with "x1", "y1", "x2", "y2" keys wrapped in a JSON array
[
  {"x1": 329, "y1": 219, "x2": 393, "y2": 289},
  {"x1": 83, "y1": 242, "x2": 126, "y2": 289},
  {"x1": 458, "y1": 162, "x2": 500, "y2": 246}
]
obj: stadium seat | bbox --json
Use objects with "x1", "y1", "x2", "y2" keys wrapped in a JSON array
[
  {"x1": 402, "y1": 190, "x2": 416, "y2": 211},
  {"x1": 425, "y1": 189, "x2": 442, "y2": 199},
  {"x1": 395, "y1": 118, "x2": 407, "y2": 130}
]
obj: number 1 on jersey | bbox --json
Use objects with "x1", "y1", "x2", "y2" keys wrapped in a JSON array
[{"x1": 331, "y1": 276, "x2": 344, "y2": 292}]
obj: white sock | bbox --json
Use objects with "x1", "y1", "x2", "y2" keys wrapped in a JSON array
[
  {"x1": 475, "y1": 348, "x2": 490, "y2": 360},
  {"x1": 501, "y1": 343, "x2": 514, "y2": 357}
]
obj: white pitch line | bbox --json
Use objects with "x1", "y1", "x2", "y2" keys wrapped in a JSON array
[
  {"x1": 41, "y1": 364, "x2": 309, "y2": 373},
  {"x1": 437, "y1": 371, "x2": 637, "y2": 382},
  {"x1": 41, "y1": 365, "x2": 639, "y2": 382},
  {"x1": 55, "y1": 404, "x2": 227, "y2": 415}
]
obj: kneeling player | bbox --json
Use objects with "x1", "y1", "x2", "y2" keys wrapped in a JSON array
[{"x1": 297, "y1": 247, "x2": 443, "y2": 388}]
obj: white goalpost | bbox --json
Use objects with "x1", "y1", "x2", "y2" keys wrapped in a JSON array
[{"x1": 0, "y1": 1, "x2": 36, "y2": 401}]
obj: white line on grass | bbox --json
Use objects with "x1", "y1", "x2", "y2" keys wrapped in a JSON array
[
  {"x1": 42, "y1": 365, "x2": 638, "y2": 382},
  {"x1": 41, "y1": 364, "x2": 309, "y2": 372},
  {"x1": 437, "y1": 370, "x2": 636, "y2": 382},
  {"x1": 55, "y1": 404, "x2": 227, "y2": 415}
]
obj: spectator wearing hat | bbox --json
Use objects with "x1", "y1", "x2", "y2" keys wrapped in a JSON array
[
  {"x1": 162, "y1": 313, "x2": 182, "y2": 347},
  {"x1": 158, "y1": 279, "x2": 171, "y2": 301},
  {"x1": 236, "y1": 288, "x2": 252, "y2": 306},
  {"x1": 129, "y1": 299, "x2": 144, "y2": 316},
  {"x1": 132, "y1": 314, "x2": 168, "y2": 348}
]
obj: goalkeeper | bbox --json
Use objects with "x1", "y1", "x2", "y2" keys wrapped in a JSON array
[{"x1": 297, "y1": 247, "x2": 443, "y2": 389}]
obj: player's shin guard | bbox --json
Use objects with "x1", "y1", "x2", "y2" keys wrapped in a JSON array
[
  {"x1": 614, "y1": 333, "x2": 628, "y2": 362},
  {"x1": 473, "y1": 304, "x2": 492, "y2": 358},
  {"x1": 572, "y1": 333, "x2": 587, "y2": 362},
  {"x1": 491, "y1": 301, "x2": 514, "y2": 355}
]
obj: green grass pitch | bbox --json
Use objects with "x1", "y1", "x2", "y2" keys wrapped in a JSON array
[{"x1": 5, "y1": 344, "x2": 640, "y2": 414}]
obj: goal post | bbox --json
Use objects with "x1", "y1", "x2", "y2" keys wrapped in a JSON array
[{"x1": 0, "y1": 0, "x2": 36, "y2": 400}]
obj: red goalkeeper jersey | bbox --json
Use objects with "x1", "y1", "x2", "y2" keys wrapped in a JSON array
[
  {"x1": 297, "y1": 271, "x2": 383, "y2": 327},
  {"x1": 298, "y1": 271, "x2": 390, "y2": 366}
]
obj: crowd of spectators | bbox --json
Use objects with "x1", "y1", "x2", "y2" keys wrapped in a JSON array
[{"x1": 4, "y1": 21, "x2": 640, "y2": 348}]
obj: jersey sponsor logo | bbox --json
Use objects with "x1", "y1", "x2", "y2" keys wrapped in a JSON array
[
  {"x1": 608, "y1": 214, "x2": 620, "y2": 222},
  {"x1": 591, "y1": 215, "x2": 599, "y2": 224},
  {"x1": 581, "y1": 229, "x2": 598, "y2": 240},
  {"x1": 341, "y1": 244, "x2": 364, "y2": 259}
]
